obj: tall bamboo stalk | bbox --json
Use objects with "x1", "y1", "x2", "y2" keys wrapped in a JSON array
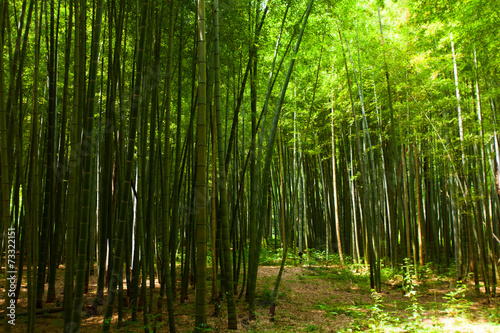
[
  {"x1": 195, "y1": 0, "x2": 208, "y2": 330},
  {"x1": 102, "y1": 0, "x2": 149, "y2": 330}
]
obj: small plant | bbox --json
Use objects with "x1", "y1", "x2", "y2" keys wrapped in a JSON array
[
  {"x1": 119, "y1": 319, "x2": 138, "y2": 333},
  {"x1": 403, "y1": 258, "x2": 416, "y2": 296},
  {"x1": 367, "y1": 290, "x2": 403, "y2": 332},
  {"x1": 338, "y1": 318, "x2": 366, "y2": 332},
  {"x1": 304, "y1": 324, "x2": 320, "y2": 331},
  {"x1": 210, "y1": 314, "x2": 224, "y2": 333},
  {"x1": 402, "y1": 258, "x2": 423, "y2": 331},
  {"x1": 369, "y1": 290, "x2": 390, "y2": 329},
  {"x1": 194, "y1": 323, "x2": 213, "y2": 332},
  {"x1": 443, "y1": 279, "x2": 472, "y2": 317},
  {"x1": 259, "y1": 247, "x2": 282, "y2": 266},
  {"x1": 486, "y1": 306, "x2": 500, "y2": 323},
  {"x1": 417, "y1": 262, "x2": 434, "y2": 284}
]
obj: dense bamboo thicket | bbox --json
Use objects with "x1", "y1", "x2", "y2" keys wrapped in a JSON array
[{"x1": 1, "y1": 0, "x2": 499, "y2": 332}]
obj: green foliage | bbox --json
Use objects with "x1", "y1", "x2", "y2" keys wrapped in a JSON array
[
  {"x1": 402, "y1": 258, "x2": 424, "y2": 331},
  {"x1": 369, "y1": 290, "x2": 392, "y2": 330},
  {"x1": 302, "y1": 324, "x2": 320, "y2": 332},
  {"x1": 366, "y1": 294, "x2": 407, "y2": 332},
  {"x1": 259, "y1": 247, "x2": 284, "y2": 266},
  {"x1": 486, "y1": 307, "x2": 500, "y2": 323},
  {"x1": 417, "y1": 262, "x2": 434, "y2": 283},
  {"x1": 303, "y1": 248, "x2": 353, "y2": 266},
  {"x1": 8, "y1": 0, "x2": 500, "y2": 331},
  {"x1": 302, "y1": 265, "x2": 371, "y2": 291},
  {"x1": 257, "y1": 288, "x2": 288, "y2": 307},
  {"x1": 315, "y1": 302, "x2": 366, "y2": 319},
  {"x1": 194, "y1": 323, "x2": 213, "y2": 332},
  {"x1": 443, "y1": 279, "x2": 473, "y2": 317}
]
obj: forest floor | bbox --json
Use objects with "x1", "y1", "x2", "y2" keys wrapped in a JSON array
[{"x1": 2, "y1": 261, "x2": 500, "y2": 332}]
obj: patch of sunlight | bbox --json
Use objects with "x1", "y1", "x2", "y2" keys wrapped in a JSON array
[{"x1": 436, "y1": 316, "x2": 500, "y2": 333}]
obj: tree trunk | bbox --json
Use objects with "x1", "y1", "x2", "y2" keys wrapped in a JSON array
[
  {"x1": 195, "y1": 0, "x2": 208, "y2": 330},
  {"x1": 102, "y1": 0, "x2": 149, "y2": 330},
  {"x1": 72, "y1": 0, "x2": 104, "y2": 330}
]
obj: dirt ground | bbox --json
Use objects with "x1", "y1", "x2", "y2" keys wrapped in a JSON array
[{"x1": 1, "y1": 264, "x2": 500, "y2": 332}]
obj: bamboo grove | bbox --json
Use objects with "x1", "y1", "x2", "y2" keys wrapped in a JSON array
[{"x1": 1, "y1": 0, "x2": 500, "y2": 332}]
